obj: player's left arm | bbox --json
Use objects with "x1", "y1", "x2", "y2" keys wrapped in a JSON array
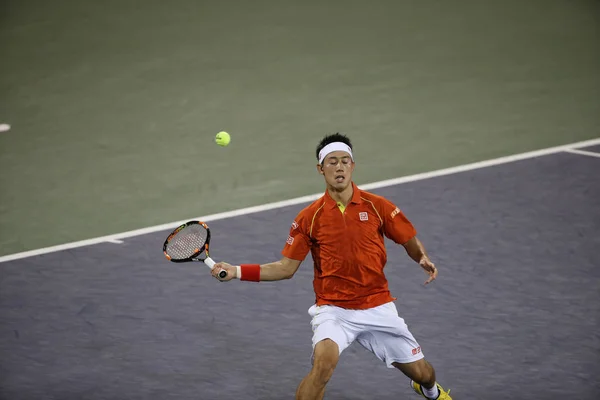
[
  {"x1": 380, "y1": 199, "x2": 438, "y2": 285},
  {"x1": 402, "y1": 236, "x2": 437, "y2": 285}
]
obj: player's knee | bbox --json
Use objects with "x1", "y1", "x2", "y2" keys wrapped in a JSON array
[
  {"x1": 393, "y1": 359, "x2": 436, "y2": 386},
  {"x1": 414, "y1": 360, "x2": 436, "y2": 386},
  {"x1": 312, "y1": 339, "x2": 340, "y2": 384},
  {"x1": 312, "y1": 357, "x2": 337, "y2": 384}
]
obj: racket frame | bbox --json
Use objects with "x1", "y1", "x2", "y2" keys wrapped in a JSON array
[{"x1": 163, "y1": 220, "x2": 226, "y2": 278}]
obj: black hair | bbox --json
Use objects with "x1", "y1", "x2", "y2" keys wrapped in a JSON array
[{"x1": 315, "y1": 133, "x2": 353, "y2": 162}]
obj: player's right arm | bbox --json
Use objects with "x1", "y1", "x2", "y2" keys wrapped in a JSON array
[
  {"x1": 211, "y1": 211, "x2": 312, "y2": 283},
  {"x1": 212, "y1": 257, "x2": 302, "y2": 281}
]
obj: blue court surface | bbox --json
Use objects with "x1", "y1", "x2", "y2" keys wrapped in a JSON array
[{"x1": 1, "y1": 146, "x2": 599, "y2": 400}]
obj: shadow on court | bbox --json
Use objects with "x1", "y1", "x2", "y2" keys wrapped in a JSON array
[{"x1": 1, "y1": 150, "x2": 599, "y2": 400}]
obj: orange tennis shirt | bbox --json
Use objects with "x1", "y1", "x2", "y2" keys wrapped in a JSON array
[{"x1": 282, "y1": 182, "x2": 417, "y2": 310}]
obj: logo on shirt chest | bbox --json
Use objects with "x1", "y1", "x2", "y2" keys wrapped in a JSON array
[{"x1": 358, "y1": 212, "x2": 368, "y2": 221}]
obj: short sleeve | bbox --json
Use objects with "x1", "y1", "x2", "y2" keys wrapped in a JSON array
[
  {"x1": 281, "y1": 212, "x2": 312, "y2": 261},
  {"x1": 380, "y1": 198, "x2": 417, "y2": 245}
]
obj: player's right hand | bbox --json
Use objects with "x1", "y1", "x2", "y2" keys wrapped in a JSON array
[{"x1": 212, "y1": 262, "x2": 237, "y2": 282}]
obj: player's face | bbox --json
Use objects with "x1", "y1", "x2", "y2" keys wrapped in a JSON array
[{"x1": 317, "y1": 151, "x2": 355, "y2": 191}]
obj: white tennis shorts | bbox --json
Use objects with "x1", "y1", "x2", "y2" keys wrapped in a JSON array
[{"x1": 308, "y1": 301, "x2": 424, "y2": 368}]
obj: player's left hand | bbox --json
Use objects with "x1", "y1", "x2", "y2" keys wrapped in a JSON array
[{"x1": 419, "y1": 257, "x2": 437, "y2": 285}]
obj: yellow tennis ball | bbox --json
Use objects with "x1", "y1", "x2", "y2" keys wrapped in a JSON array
[{"x1": 215, "y1": 131, "x2": 231, "y2": 146}]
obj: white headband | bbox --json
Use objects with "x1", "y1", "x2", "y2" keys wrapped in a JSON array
[{"x1": 318, "y1": 142, "x2": 353, "y2": 164}]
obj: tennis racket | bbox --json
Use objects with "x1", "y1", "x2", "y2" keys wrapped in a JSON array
[{"x1": 163, "y1": 220, "x2": 227, "y2": 279}]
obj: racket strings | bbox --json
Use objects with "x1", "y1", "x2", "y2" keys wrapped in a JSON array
[{"x1": 165, "y1": 225, "x2": 208, "y2": 259}]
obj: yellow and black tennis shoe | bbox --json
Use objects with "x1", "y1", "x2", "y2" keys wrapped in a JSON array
[{"x1": 410, "y1": 381, "x2": 453, "y2": 399}]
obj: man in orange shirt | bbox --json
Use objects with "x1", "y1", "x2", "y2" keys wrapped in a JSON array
[{"x1": 212, "y1": 133, "x2": 452, "y2": 400}]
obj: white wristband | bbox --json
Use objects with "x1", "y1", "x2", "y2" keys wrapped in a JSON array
[{"x1": 235, "y1": 265, "x2": 241, "y2": 279}]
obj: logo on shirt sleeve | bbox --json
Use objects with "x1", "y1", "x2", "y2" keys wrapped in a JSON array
[
  {"x1": 390, "y1": 207, "x2": 400, "y2": 219},
  {"x1": 286, "y1": 235, "x2": 295, "y2": 245},
  {"x1": 291, "y1": 221, "x2": 299, "y2": 230}
]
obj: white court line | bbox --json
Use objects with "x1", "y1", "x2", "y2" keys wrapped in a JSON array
[
  {"x1": 1, "y1": 137, "x2": 599, "y2": 264},
  {"x1": 564, "y1": 148, "x2": 600, "y2": 159},
  {"x1": 106, "y1": 239, "x2": 124, "y2": 244}
]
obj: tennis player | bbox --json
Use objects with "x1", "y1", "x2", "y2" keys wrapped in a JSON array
[{"x1": 212, "y1": 133, "x2": 452, "y2": 400}]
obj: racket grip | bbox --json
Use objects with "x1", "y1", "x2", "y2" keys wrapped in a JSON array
[
  {"x1": 204, "y1": 257, "x2": 216, "y2": 268},
  {"x1": 204, "y1": 257, "x2": 227, "y2": 279}
]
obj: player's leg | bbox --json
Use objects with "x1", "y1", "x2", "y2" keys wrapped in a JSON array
[
  {"x1": 295, "y1": 339, "x2": 339, "y2": 400},
  {"x1": 296, "y1": 304, "x2": 358, "y2": 400},
  {"x1": 392, "y1": 359, "x2": 447, "y2": 399},
  {"x1": 354, "y1": 302, "x2": 452, "y2": 399},
  {"x1": 392, "y1": 358, "x2": 435, "y2": 386}
]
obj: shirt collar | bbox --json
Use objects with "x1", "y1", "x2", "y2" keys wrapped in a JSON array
[{"x1": 324, "y1": 181, "x2": 362, "y2": 209}]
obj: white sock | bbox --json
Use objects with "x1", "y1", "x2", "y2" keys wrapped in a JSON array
[{"x1": 422, "y1": 383, "x2": 439, "y2": 399}]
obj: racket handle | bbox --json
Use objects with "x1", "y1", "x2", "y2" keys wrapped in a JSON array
[{"x1": 204, "y1": 257, "x2": 227, "y2": 279}]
